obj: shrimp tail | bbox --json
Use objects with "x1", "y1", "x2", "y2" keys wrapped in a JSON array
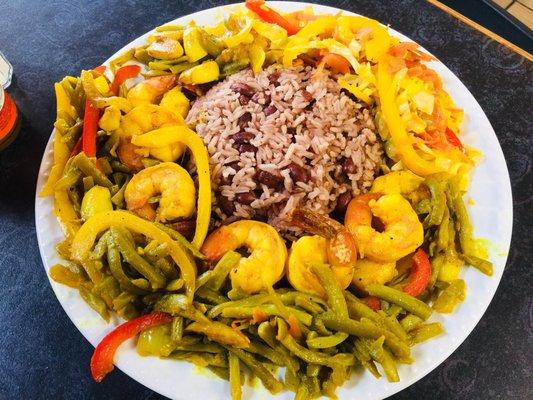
[{"x1": 286, "y1": 208, "x2": 343, "y2": 238}]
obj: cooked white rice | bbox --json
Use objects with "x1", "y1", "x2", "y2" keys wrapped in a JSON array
[{"x1": 186, "y1": 65, "x2": 383, "y2": 235}]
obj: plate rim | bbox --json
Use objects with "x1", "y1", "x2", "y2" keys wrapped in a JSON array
[{"x1": 34, "y1": 2, "x2": 514, "y2": 399}]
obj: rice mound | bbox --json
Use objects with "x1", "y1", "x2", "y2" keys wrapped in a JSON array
[{"x1": 186, "y1": 65, "x2": 383, "y2": 235}]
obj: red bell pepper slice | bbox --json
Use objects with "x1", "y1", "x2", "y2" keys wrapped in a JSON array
[
  {"x1": 110, "y1": 64, "x2": 141, "y2": 95},
  {"x1": 445, "y1": 127, "x2": 463, "y2": 148},
  {"x1": 321, "y1": 53, "x2": 351, "y2": 74},
  {"x1": 403, "y1": 248, "x2": 432, "y2": 297},
  {"x1": 90, "y1": 312, "x2": 172, "y2": 382},
  {"x1": 93, "y1": 65, "x2": 106, "y2": 74},
  {"x1": 70, "y1": 136, "x2": 83, "y2": 157},
  {"x1": 81, "y1": 99, "x2": 101, "y2": 157},
  {"x1": 245, "y1": 0, "x2": 300, "y2": 35},
  {"x1": 363, "y1": 296, "x2": 381, "y2": 311}
]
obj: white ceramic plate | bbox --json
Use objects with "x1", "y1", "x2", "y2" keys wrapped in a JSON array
[{"x1": 35, "y1": 2, "x2": 513, "y2": 399}]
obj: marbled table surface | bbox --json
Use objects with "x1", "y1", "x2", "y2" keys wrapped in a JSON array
[{"x1": 0, "y1": 0, "x2": 531, "y2": 398}]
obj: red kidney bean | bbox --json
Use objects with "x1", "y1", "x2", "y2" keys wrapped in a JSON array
[
  {"x1": 219, "y1": 173, "x2": 233, "y2": 186},
  {"x1": 264, "y1": 104, "x2": 277, "y2": 116},
  {"x1": 238, "y1": 143, "x2": 257, "y2": 154},
  {"x1": 218, "y1": 194, "x2": 235, "y2": 215},
  {"x1": 232, "y1": 131, "x2": 255, "y2": 144},
  {"x1": 256, "y1": 170, "x2": 283, "y2": 188},
  {"x1": 231, "y1": 83, "x2": 255, "y2": 97},
  {"x1": 301, "y1": 90, "x2": 313, "y2": 102},
  {"x1": 235, "y1": 192, "x2": 256, "y2": 205},
  {"x1": 237, "y1": 112, "x2": 252, "y2": 128},
  {"x1": 287, "y1": 162, "x2": 309, "y2": 182},
  {"x1": 268, "y1": 71, "x2": 280, "y2": 86},
  {"x1": 169, "y1": 219, "x2": 196, "y2": 241},
  {"x1": 335, "y1": 191, "x2": 352, "y2": 214},
  {"x1": 341, "y1": 157, "x2": 357, "y2": 175},
  {"x1": 239, "y1": 95, "x2": 250, "y2": 106},
  {"x1": 226, "y1": 160, "x2": 241, "y2": 171}
]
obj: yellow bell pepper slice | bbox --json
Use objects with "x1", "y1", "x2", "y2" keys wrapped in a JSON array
[
  {"x1": 54, "y1": 189, "x2": 81, "y2": 238},
  {"x1": 131, "y1": 125, "x2": 211, "y2": 249},
  {"x1": 224, "y1": 17, "x2": 253, "y2": 47},
  {"x1": 179, "y1": 60, "x2": 219, "y2": 85},
  {"x1": 93, "y1": 75, "x2": 110, "y2": 95},
  {"x1": 377, "y1": 56, "x2": 441, "y2": 176},
  {"x1": 252, "y1": 19, "x2": 287, "y2": 42},
  {"x1": 249, "y1": 43, "x2": 266, "y2": 74},
  {"x1": 337, "y1": 76, "x2": 372, "y2": 105},
  {"x1": 54, "y1": 82, "x2": 78, "y2": 120},
  {"x1": 80, "y1": 186, "x2": 113, "y2": 220},
  {"x1": 40, "y1": 131, "x2": 71, "y2": 197},
  {"x1": 70, "y1": 210, "x2": 197, "y2": 302},
  {"x1": 183, "y1": 27, "x2": 208, "y2": 62}
]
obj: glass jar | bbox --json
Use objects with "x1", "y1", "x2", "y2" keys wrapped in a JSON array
[{"x1": 0, "y1": 51, "x2": 20, "y2": 151}]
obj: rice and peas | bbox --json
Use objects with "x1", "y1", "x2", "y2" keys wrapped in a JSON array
[{"x1": 187, "y1": 65, "x2": 383, "y2": 235}]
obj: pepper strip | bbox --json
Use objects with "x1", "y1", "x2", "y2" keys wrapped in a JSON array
[
  {"x1": 109, "y1": 64, "x2": 141, "y2": 95},
  {"x1": 81, "y1": 99, "x2": 100, "y2": 157},
  {"x1": 245, "y1": 0, "x2": 300, "y2": 36},
  {"x1": 403, "y1": 248, "x2": 432, "y2": 297},
  {"x1": 377, "y1": 55, "x2": 441, "y2": 176},
  {"x1": 70, "y1": 210, "x2": 197, "y2": 302},
  {"x1": 131, "y1": 125, "x2": 211, "y2": 248},
  {"x1": 91, "y1": 311, "x2": 172, "y2": 382}
]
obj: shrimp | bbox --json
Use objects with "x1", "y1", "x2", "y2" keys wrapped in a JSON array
[
  {"x1": 116, "y1": 139, "x2": 144, "y2": 172},
  {"x1": 285, "y1": 208, "x2": 357, "y2": 297},
  {"x1": 126, "y1": 75, "x2": 177, "y2": 107},
  {"x1": 124, "y1": 162, "x2": 196, "y2": 222},
  {"x1": 345, "y1": 193, "x2": 423, "y2": 263},
  {"x1": 201, "y1": 220, "x2": 287, "y2": 294},
  {"x1": 118, "y1": 104, "x2": 186, "y2": 162}
]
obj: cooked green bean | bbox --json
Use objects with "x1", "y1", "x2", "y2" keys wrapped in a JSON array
[
  {"x1": 354, "y1": 339, "x2": 381, "y2": 378},
  {"x1": 294, "y1": 295, "x2": 325, "y2": 315},
  {"x1": 109, "y1": 48, "x2": 135, "y2": 71},
  {"x1": 310, "y1": 263, "x2": 348, "y2": 318},
  {"x1": 153, "y1": 222, "x2": 204, "y2": 259},
  {"x1": 229, "y1": 352, "x2": 242, "y2": 400},
  {"x1": 207, "y1": 294, "x2": 270, "y2": 318},
  {"x1": 278, "y1": 320, "x2": 354, "y2": 367},
  {"x1": 154, "y1": 258, "x2": 178, "y2": 280},
  {"x1": 90, "y1": 231, "x2": 110, "y2": 260},
  {"x1": 306, "y1": 332, "x2": 349, "y2": 349},
  {"x1": 98, "y1": 157, "x2": 113, "y2": 175},
  {"x1": 247, "y1": 341, "x2": 286, "y2": 366},
  {"x1": 55, "y1": 165, "x2": 82, "y2": 190},
  {"x1": 166, "y1": 278, "x2": 185, "y2": 291},
  {"x1": 195, "y1": 286, "x2": 228, "y2": 305},
  {"x1": 207, "y1": 366, "x2": 230, "y2": 381},
  {"x1": 285, "y1": 366, "x2": 300, "y2": 393},
  {"x1": 155, "y1": 294, "x2": 209, "y2": 322},
  {"x1": 294, "y1": 378, "x2": 310, "y2": 400},
  {"x1": 221, "y1": 304, "x2": 313, "y2": 326},
  {"x1": 366, "y1": 284, "x2": 433, "y2": 320},
  {"x1": 460, "y1": 253, "x2": 493, "y2": 276},
  {"x1": 82, "y1": 176, "x2": 95, "y2": 192},
  {"x1": 106, "y1": 236, "x2": 149, "y2": 295},
  {"x1": 400, "y1": 314, "x2": 423, "y2": 333},
  {"x1": 102, "y1": 131, "x2": 120, "y2": 156},
  {"x1": 72, "y1": 153, "x2": 113, "y2": 187},
  {"x1": 111, "y1": 179, "x2": 129, "y2": 207},
  {"x1": 409, "y1": 322, "x2": 444, "y2": 344},
  {"x1": 257, "y1": 322, "x2": 300, "y2": 373},
  {"x1": 171, "y1": 351, "x2": 227, "y2": 367},
  {"x1": 224, "y1": 347, "x2": 284, "y2": 394},
  {"x1": 79, "y1": 285, "x2": 110, "y2": 321},
  {"x1": 318, "y1": 312, "x2": 411, "y2": 358},
  {"x1": 367, "y1": 337, "x2": 399, "y2": 382},
  {"x1": 344, "y1": 291, "x2": 408, "y2": 341},
  {"x1": 205, "y1": 251, "x2": 241, "y2": 291},
  {"x1": 170, "y1": 316, "x2": 184, "y2": 343},
  {"x1": 109, "y1": 227, "x2": 166, "y2": 289},
  {"x1": 172, "y1": 342, "x2": 223, "y2": 354},
  {"x1": 169, "y1": 62, "x2": 200, "y2": 74}
]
